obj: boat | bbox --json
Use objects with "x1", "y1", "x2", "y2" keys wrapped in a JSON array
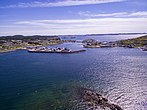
[{"x1": 140, "y1": 46, "x2": 147, "y2": 51}]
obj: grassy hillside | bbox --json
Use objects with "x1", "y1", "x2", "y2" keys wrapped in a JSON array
[{"x1": 117, "y1": 35, "x2": 147, "y2": 47}]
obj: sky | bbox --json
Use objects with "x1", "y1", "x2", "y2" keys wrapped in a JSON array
[{"x1": 0, "y1": 0, "x2": 147, "y2": 35}]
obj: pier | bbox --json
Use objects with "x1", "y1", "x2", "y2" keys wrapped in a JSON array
[{"x1": 27, "y1": 46, "x2": 86, "y2": 54}]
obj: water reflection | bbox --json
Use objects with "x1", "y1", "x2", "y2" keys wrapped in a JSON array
[
  {"x1": 0, "y1": 35, "x2": 147, "y2": 110},
  {"x1": 79, "y1": 48, "x2": 147, "y2": 110}
]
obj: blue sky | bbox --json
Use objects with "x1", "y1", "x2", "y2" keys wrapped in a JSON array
[{"x1": 0, "y1": 0, "x2": 147, "y2": 35}]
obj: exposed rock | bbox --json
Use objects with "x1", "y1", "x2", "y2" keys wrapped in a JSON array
[{"x1": 71, "y1": 87, "x2": 123, "y2": 110}]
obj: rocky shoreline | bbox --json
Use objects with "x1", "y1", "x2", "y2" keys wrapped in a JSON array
[{"x1": 71, "y1": 87, "x2": 123, "y2": 110}]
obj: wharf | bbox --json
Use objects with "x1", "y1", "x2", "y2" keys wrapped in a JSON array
[{"x1": 27, "y1": 47, "x2": 86, "y2": 54}]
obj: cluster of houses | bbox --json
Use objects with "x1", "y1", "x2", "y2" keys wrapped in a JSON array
[
  {"x1": 0, "y1": 40, "x2": 27, "y2": 51},
  {"x1": 27, "y1": 46, "x2": 72, "y2": 53},
  {"x1": 0, "y1": 36, "x2": 62, "y2": 52},
  {"x1": 82, "y1": 39, "x2": 118, "y2": 48}
]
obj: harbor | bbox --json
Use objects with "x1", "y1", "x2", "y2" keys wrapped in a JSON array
[
  {"x1": 0, "y1": 34, "x2": 147, "y2": 110},
  {"x1": 27, "y1": 46, "x2": 86, "y2": 53}
]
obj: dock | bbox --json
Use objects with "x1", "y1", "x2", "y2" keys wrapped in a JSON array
[{"x1": 27, "y1": 46, "x2": 86, "y2": 54}]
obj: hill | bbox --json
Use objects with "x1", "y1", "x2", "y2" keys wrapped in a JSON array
[{"x1": 117, "y1": 35, "x2": 147, "y2": 48}]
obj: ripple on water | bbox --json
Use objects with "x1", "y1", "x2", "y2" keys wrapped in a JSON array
[{"x1": 0, "y1": 47, "x2": 146, "y2": 110}]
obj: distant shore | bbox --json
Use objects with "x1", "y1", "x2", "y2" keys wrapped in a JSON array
[
  {"x1": 0, "y1": 34, "x2": 147, "y2": 53},
  {"x1": 0, "y1": 35, "x2": 62, "y2": 53},
  {"x1": 82, "y1": 35, "x2": 147, "y2": 51}
]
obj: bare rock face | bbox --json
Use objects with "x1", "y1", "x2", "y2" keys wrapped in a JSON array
[{"x1": 71, "y1": 87, "x2": 123, "y2": 110}]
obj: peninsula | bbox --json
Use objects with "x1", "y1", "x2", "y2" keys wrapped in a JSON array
[
  {"x1": 116, "y1": 35, "x2": 147, "y2": 49},
  {"x1": 83, "y1": 35, "x2": 147, "y2": 51}
]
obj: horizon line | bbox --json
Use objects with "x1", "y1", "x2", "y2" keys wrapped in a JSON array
[{"x1": 0, "y1": 32, "x2": 147, "y2": 37}]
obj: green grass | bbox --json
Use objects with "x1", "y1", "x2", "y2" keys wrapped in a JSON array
[{"x1": 117, "y1": 35, "x2": 147, "y2": 47}]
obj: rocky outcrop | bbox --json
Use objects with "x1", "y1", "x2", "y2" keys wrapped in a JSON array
[{"x1": 72, "y1": 87, "x2": 123, "y2": 110}]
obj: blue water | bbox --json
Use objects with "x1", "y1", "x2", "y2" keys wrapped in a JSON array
[
  {"x1": 0, "y1": 35, "x2": 147, "y2": 110},
  {"x1": 60, "y1": 34, "x2": 146, "y2": 41}
]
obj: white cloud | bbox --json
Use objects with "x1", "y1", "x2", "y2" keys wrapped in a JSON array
[
  {"x1": 0, "y1": 0, "x2": 125, "y2": 8},
  {"x1": 0, "y1": 18, "x2": 147, "y2": 35},
  {"x1": 78, "y1": 11, "x2": 147, "y2": 18},
  {"x1": 128, "y1": 11, "x2": 147, "y2": 17}
]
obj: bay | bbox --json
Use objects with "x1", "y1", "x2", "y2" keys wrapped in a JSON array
[{"x1": 0, "y1": 34, "x2": 147, "y2": 110}]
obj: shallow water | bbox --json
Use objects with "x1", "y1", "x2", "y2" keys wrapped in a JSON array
[{"x1": 0, "y1": 35, "x2": 147, "y2": 110}]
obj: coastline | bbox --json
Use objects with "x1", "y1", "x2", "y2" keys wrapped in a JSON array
[
  {"x1": 0, "y1": 35, "x2": 147, "y2": 53},
  {"x1": 0, "y1": 43, "x2": 62, "y2": 53},
  {"x1": 0, "y1": 37, "x2": 146, "y2": 110},
  {"x1": 0, "y1": 48, "x2": 25, "y2": 53}
]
